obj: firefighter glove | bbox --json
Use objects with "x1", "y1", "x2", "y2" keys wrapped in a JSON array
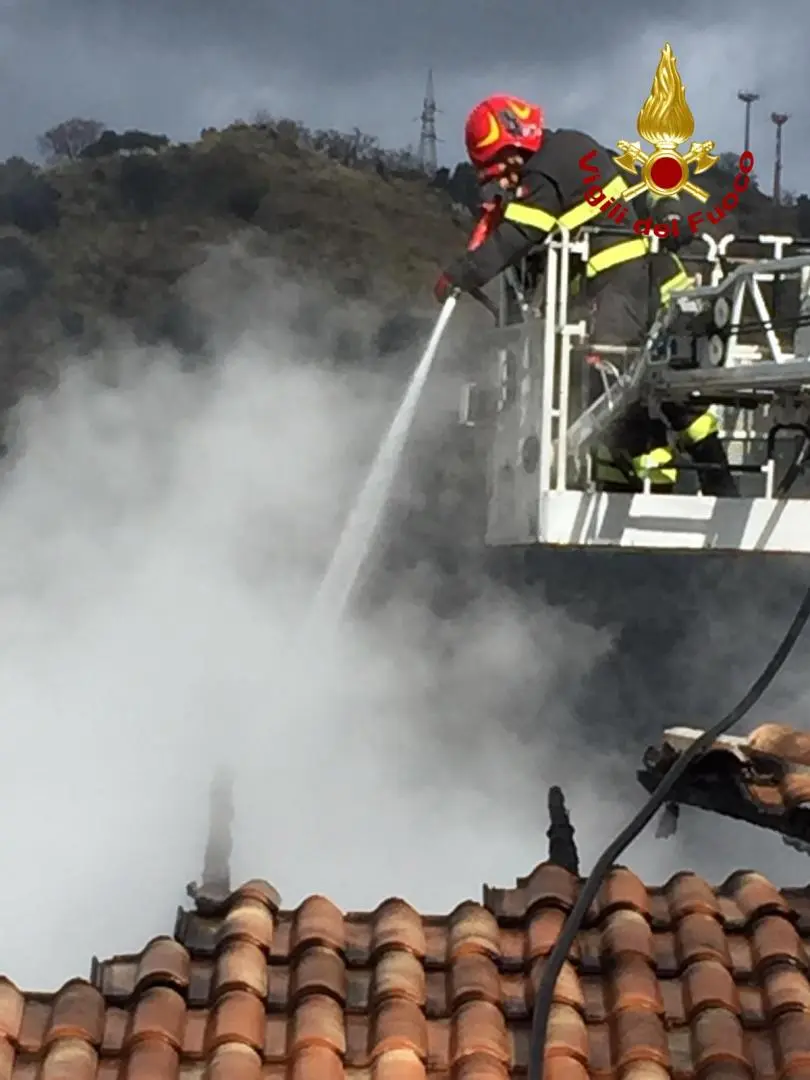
[
  {"x1": 435, "y1": 250, "x2": 483, "y2": 302},
  {"x1": 433, "y1": 270, "x2": 458, "y2": 304}
]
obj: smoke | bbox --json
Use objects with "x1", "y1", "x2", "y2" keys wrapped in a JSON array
[{"x1": 1, "y1": 249, "x2": 809, "y2": 993}]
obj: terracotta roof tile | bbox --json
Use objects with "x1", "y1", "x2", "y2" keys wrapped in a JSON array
[{"x1": 6, "y1": 862, "x2": 810, "y2": 1076}]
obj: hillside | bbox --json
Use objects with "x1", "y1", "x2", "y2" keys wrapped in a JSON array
[
  {"x1": 0, "y1": 118, "x2": 800, "y2": 406},
  {"x1": 0, "y1": 121, "x2": 476, "y2": 409}
]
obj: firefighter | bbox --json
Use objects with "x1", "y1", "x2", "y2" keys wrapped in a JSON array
[
  {"x1": 591, "y1": 190, "x2": 738, "y2": 495},
  {"x1": 435, "y1": 95, "x2": 738, "y2": 497}
]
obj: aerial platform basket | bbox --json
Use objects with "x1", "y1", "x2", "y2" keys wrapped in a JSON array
[{"x1": 459, "y1": 225, "x2": 810, "y2": 555}]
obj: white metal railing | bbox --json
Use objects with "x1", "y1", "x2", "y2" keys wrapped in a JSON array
[{"x1": 478, "y1": 228, "x2": 810, "y2": 519}]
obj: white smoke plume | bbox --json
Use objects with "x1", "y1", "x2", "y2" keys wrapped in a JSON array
[{"x1": 0, "y1": 248, "x2": 808, "y2": 992}]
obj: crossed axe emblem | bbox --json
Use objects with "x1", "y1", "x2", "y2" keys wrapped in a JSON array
[{"x1": 614, "y1": 139, "x2": 719, "y2": 202}]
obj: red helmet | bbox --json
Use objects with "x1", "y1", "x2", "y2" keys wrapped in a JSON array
[{"x1": 464, "y1": 95, "x2": 544, "y2": 177}]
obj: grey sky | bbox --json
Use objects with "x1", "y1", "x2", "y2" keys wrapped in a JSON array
[{"x1": 2, "y1": 0, "x2": 809, "y2": 193}]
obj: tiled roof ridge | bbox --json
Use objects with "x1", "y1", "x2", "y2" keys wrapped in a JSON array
[
  {"x1": 4, "y1": 865, "x2": 808, "y2": 1000},
  {"x1": 185, "y1": 876, "x2": 281, "y2": 915},
  {"x1": 6, "y1": 862, "x2": 810, "y2": 1077},
  {"x1": 1, "y1": 863, "x2": 805, "y2": 978},
  {"x1": 180, "y1": 865, "x2": 807, "y2": 916},
  {"x1": 8, "y1": 752, "x2": 810, "y2": 1078}
]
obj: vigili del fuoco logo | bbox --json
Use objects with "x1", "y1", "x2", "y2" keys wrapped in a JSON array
[{"x1": 579, "y1": 43, "x2": 755, "y2": 238}]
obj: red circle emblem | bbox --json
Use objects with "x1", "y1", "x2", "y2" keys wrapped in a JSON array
[{"x1": 649, "y1": 154, "x2": 685, "y2": 192}]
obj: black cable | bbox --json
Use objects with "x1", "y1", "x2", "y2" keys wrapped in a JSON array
[{"x1": 527, "y1": 585, "x2": 810, "y2": 1080}]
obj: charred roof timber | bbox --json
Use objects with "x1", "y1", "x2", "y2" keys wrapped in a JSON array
[
  {"x1": 186, "y1": 766, "x2": 235, "y2": 914},
  {"x1": 638, "y1": 724, "x2": 810, "y2": 849},
  {"x1": 546, "y1": 785, "x2": 579, "y2": 874}
]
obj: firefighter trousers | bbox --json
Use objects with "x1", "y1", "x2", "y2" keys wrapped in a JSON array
[{"x1": 585, "y1": 262, "x2": 738, "y2": 497}]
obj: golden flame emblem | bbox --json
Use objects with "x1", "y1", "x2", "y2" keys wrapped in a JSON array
[{"x1": 614, "y1": 43, "x2": 718, "y2": 203}]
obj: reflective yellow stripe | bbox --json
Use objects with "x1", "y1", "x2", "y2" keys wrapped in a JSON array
[
  {"x1": 659, "y1": 255, "x2": 694, "y2": 301},
  {"x1": 659, "y1": 269, "x2": 693, "y2": 301},
  {"x1": 631, "y1": 446, "x2": 678, "y2": 485},
  {"x1": 679, "y1": 411, "x2": 718, "y2": 445},
  {"x1": 503, "y1": 202, "x2": 557, "y2": 233},
  {"x1": 594, "y1": 461, "x2": 634, "y2": 485},
  {"x1": 503, "y1": 173, "x2": 628, "y2": 236},
  {"x1": 586, "y1": 237, "x2": 650, "y2": 277},
  {"x1": 594, "y1": 445, "x2": 677, "y2": 488},
  {"x1": 559, "y1": 174, "x2": 628, "y2": 229}
]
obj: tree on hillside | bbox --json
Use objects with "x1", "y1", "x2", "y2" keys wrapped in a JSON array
[
  {"x1": 0, "y1": 156, "x2": 37, "y2": 190},
  {"x1": 81, "y1": 128, "x2": 170, "y2": 158},
  {"x1": 377, "y1": 145, "x2": 422, "y2": 174},
  {"x1": 250, "y1": 111, "x2": 311, "y2": 145},
  {"x1": 37, "y1": 118, "x2": 105, "y2": 163},
  {"x1": 717, "y1": 151, "x2": 740, "y2": 175},
  {"x1": 717, "y1": 148, "x2": 759, "y2": 189}
]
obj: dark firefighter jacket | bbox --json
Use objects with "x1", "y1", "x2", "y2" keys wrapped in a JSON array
[
  {"x1": 548, "y1": 193, "x2": 694, "y2": 324},
  {"x1": 445, "y1": 129, "x2": 692, "y2": 305},
  {"x1": 445, "y1": 128, "x2": 650, "y2": 292},
  {"x1": 642, "y1": 191, "x2": 694, "y2": 305}
]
